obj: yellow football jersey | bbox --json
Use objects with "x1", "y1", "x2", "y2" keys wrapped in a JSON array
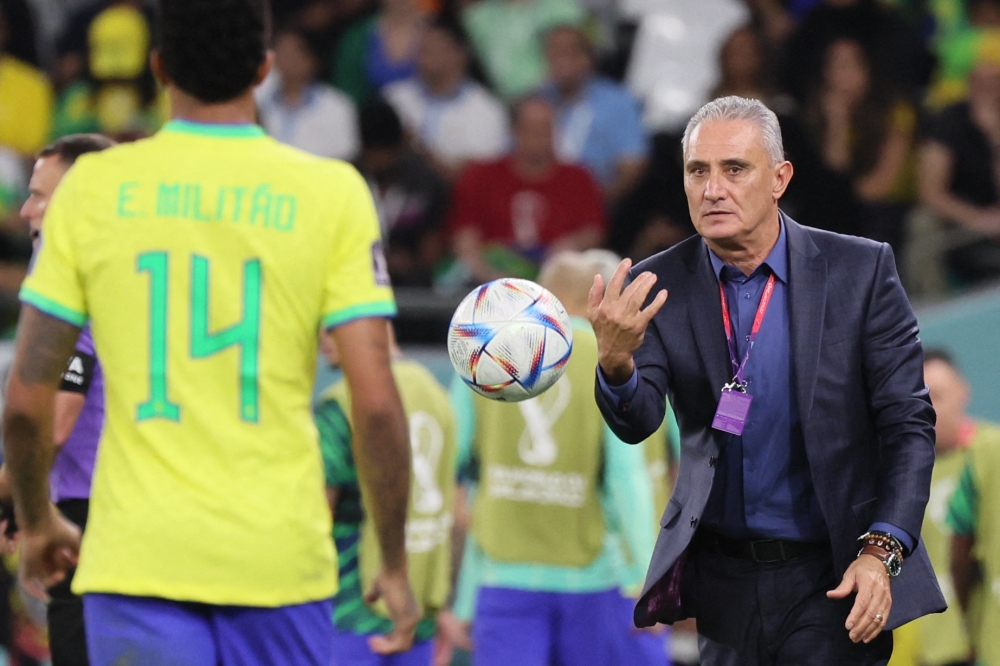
[{"x1": 21, "y1": 120, "x2": 396, "y2": 606}]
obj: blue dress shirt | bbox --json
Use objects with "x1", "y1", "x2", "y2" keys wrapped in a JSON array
[{"x1": 598, "y1": 223, "x2": 915, "y2": 551}]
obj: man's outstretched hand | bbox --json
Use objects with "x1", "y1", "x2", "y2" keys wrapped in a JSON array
[
  {"x1": 827, "y1": 554, "x2": 892, "y2": 644},
  {"x1": 587, "y1": 258, "x2": 668, "y2": 385}
]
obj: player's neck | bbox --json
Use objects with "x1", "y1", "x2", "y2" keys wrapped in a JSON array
[{"x1": 168, "y1": 87, "x2": 259, "y2": 127}]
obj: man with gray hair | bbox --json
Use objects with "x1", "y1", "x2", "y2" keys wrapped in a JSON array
[{"x1": 588, "y1": 95, "x2": 945, "y2": 664}]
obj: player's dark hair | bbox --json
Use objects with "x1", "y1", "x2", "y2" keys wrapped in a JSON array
[
  {"x1": 157, "y1": 0, "x2": 270, "y2": 104},
  {"x1": 924, "y1": 348, "x2": 958, "y2": 370},
  {"x1": 360, "y1": 99, "x2": 404, "y2": 150},
  {"x1": 39, "y1": 134, "x2": 117, "y2": 165}
]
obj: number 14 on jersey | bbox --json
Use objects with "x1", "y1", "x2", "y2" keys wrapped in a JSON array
[{"x1": 136, "y1": 251, "x2": 262, "y2": 424}]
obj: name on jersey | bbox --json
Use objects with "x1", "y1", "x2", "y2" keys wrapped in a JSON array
[{"x1": 117, "y1": 182, "x2": 297, "y2": 232}]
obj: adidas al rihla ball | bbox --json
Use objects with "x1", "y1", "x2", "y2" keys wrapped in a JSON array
[{"x1": 448, "y1": 278, "x2": 574, "y2": 402}]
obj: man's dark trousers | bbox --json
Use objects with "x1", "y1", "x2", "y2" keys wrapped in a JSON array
[
  {"x1": 48, "y1": 499, "x2": 89, "y2": 666},
  {"x1": 683, "y1": 538, "x2": 892, "y2": 665}
]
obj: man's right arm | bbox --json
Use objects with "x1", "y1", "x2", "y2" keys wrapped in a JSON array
[
  {"x1": 332, "y1": 317, "x2": 418, "y2": 652},
  {"x1": 589, "y1": 260, "x2": 669, "y2": 443}
]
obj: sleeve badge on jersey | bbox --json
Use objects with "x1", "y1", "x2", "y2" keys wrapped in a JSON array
[{"x1": 372, "y1": 240, "x2": 391, "y2": 287}]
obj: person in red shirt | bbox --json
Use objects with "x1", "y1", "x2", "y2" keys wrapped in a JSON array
[{"x1": 448, "y1": 96, "x2": 605, "y2": 284}]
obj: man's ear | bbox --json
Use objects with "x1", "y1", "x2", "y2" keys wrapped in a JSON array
[
  {"x1": 772, "y1": 160, "x2": 794, "y2": 201},
  {"x1": 150, "y1": 50, "x2": 169, "y2": 86},
  {"x1": 254, "y1": 51, "x2": 275, "y2": 88}
]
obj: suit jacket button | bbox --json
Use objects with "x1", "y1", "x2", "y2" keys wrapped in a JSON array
[
  {"x1": 690, "y1": 517, "x2": 698, "y2": 528},
  {"x1": 709, "y1": 456, "x2": 717, "y2": 467},
  {"x1": 621, "y1": 401, "x2": 630, "y2": 412}
]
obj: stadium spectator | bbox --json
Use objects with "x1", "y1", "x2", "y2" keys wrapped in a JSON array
[
  {"x1": 462, "y1": 0, "x2": 584, "y2": 100},
  {"x1": 891, "y1": 350, "x2": 979, "y2": 666},
  {"x1": 447, "y1": 97, "x2": 605, "y2": 285},
  {"x1": 257, "y1": 27, "x2": 360, "y2": 160},
  {"x1": 709, "y1": 26, "x2": 774, "y2": 105},
  {"x1": 384, "y1": 17, "x2": 509, "y2": 181},
  {"x1": 357, "y1": 100, "x2": 450, "y2": 287},
  {"x1": 741, "y1": 0, "x2": 795, "y2": 54},
  {"x1": 780, "y1": 0, "x2": 931, "y2": 106},
  {"x1": 448, "y1": 249, "x2": 657, "y2": 666},
  {"x1": 920, "y1": 57, "x2": 1000, "y2": 285},
  {"x1": 333, "y1": 0, "x2": 428, "y2": 106},
  {"x1": 947, "y1": 374, "x2": 1000, "y2": 665},
  {"x1": 926, "y1": 0, "x2": 1000, "y2": 109},
  {"x1": 50, "y1": 0, "x2": 162, "y2": 140},
  {"x1": 0, "y1": 3, "x2": 52, "y2": 157},
  {"x1": 800, "y1": 37, "x2": 917, "y2": 257},
  {"x1": 316, "y1": 324, "x2": 456, "y2": 666},
  {"x1": 541, "y1": 25, "x2": 648, "y2": 205}
]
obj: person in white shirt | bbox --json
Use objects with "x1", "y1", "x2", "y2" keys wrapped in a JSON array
[
  {"x1": 383, "y1": 17, "x2": 509, "y2": 181},
  {"x1": 256, "y1": 27, "x2": 360, "y2": 160}
]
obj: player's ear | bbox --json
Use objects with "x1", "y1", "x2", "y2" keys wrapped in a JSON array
[
  {"x1": 255, "y1": 51, "x2": 275, "y2": 88},
  {"x1": 149, "y1": 50, "x2": 169, "y2": 86}
]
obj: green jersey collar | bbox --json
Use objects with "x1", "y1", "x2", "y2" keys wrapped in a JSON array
[{"x1": 162, "y1": 119, "x2": 266, "y2": 139}]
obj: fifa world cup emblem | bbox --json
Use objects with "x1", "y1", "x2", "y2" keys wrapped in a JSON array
[
  {"x1": 409, "y1": 411, "x2": 445, "y2": 515},
  {"x1": 517, "y1": 377, "x2": 571, "y2": 467}
]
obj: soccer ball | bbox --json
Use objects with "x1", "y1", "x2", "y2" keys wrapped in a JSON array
[{"x1": 448, "y1": 278, "x2": 574, "y2": 402}]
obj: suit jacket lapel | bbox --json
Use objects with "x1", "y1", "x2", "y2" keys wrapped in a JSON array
[
  {"x1": 685, "y1": 240, "x2": 731, "y2": 397},
  {"x1": 785, "y1": 215, "x2": 827, "y2": 425}
]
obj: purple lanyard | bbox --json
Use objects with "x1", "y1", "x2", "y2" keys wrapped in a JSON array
[{"x1": 719, "y1": 273, "x2": 777, "y2": 387}]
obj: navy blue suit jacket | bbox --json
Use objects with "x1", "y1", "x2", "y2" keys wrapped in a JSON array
[{"x1": 596, "y1": 215, "x2": 946, "y2": 629}]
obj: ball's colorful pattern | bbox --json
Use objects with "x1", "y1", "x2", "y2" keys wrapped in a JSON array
[{"x1": 448, "y1": 278, "x2": 574, "y2": 402}]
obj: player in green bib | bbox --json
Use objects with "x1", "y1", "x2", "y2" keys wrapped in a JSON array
[
  {"x1": 946, "y1": 357, "x2": 1000, "y2": 666},
  {"x1": 316, "y1": 324, "x2": 457, "y2": 666},
  {"x1": 449, "y1": 251, "x2": 659, "y2": 666},
  {"x1": 893, "y1": 350, "x2": 980, "y2": 665}
]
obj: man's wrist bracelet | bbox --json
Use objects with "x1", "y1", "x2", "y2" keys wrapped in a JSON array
[{"x1": 857, "y1": 531, "x2": 904, "y2": 577}]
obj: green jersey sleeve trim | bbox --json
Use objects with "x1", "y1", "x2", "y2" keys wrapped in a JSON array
[
  {"x1": 947, "y1": 461, "x2": 978, "y2": 536},
  {"x1": 162, "y1": 120, "x2": 267, "y2": 139},
  {"x1": 322, "y1": 301, "x2": 398, "y2": 331},
  {"x1": 20, "y1": 288, "x2": 87, "y2": 327}
]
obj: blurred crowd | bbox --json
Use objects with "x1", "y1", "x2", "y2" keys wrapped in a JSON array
[{"x1": 4, "y1": 0, "x2": 1000, "y2": 309}]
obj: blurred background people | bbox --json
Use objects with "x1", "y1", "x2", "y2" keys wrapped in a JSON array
[
  {"x1": 890, "y1": 350, "x2": 982, "y2": 666},
  {"x1": 333, "y1": 0, "x2": 429, "y2": 106},
  {"x1": 946, "y1": 368, "x2": 1000, "y2": 666},
  {"x1": 0, "y1": 1, "x2": 52, "y2": 158},
  {"x1": 446, "y1": 97, "x2": 605, "y2": 286},
  {"x1": 384, "y1": 16, "x2": 509, "y2": 182},
  {"x1": 708, "y1": 25, "x2": 774, "y2": 103},
  {"x1": 49, "y1": 0, "x2": 162, "y2": 141},
  {"x1": 920, "y1": 55, "x2": 1000, "y2": 286},
  {"x1": 357, "y1": 100, "x2": 450, "y2": 287},
  {"x1": 780, "y1": 0, "x2": 931, "y2": 107},
  {"x1": 462, "y1": 0, "x2": 584, "y2": 100},
  {"x1": 541, "y1": 25, "x2": 649, "y2": 206},
  {"x1": 257, "y1": 26, "x2": 360, "y2": 160},
  {"x1": 447, "y1": 249, "x2": 657, "y2": 666},
  {"x1": 316, "y1": 324, "x2": 457, "y2": 666},
  {"x1": 800, "y1": 36, "x2": 917, "y2": 257}
]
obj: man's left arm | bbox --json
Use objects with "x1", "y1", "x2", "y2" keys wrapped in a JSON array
[
  {"x1": 827, "y1": 243, "x2": 936, "y2": 643},
  {"x1": 860, "y1": 243, "x2": 935, "y2": 540}
]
